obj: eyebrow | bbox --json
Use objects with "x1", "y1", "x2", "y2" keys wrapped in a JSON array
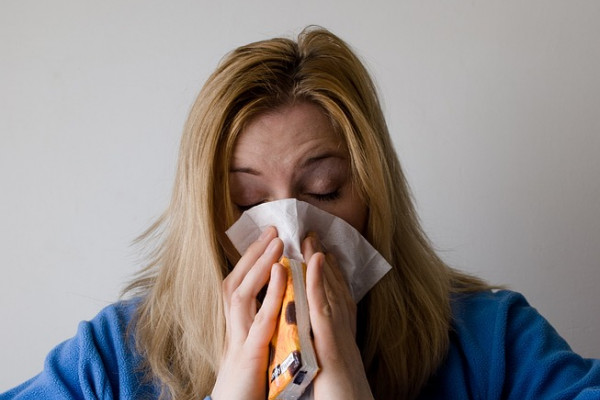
[
  {"x1": 229, "y1": 152, "x2": 344, "y2": 175},
  {"x1": 229, "y1": 166, "x2": 261, "y2": 175},
  {"x1": 300, "y1": 152, "x2": 344, "y2": 169}
]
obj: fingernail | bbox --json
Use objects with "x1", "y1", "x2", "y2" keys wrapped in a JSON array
[
  {"x1": 306, "y1": 231, "x2": 318, "y2": 240},
  {"x1": 266, "y1": 238, "x2": 279, "y2": 253},
  {"x1": 259, "y1": 227, "x2": 272, "y2": 241},
  {"x1": 306, "y1": 232, "x2": 320, "y2": 251}
]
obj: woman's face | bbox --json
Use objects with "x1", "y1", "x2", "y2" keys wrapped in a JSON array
[{"x1": 229, "y1": 102, "x2": 368, "y2": 233}]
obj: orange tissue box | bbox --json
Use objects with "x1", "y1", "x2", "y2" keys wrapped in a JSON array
[{"x1": 267, "y1": 257, "x2": 319, "y2": 400}]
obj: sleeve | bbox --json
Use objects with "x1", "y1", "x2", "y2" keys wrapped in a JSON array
[
  {"x1": 0, "y1": 301, "x2": 149, "y2": 400},
  {"x1": 494, "y1": 291, "x2": 600, "y2": 400}
]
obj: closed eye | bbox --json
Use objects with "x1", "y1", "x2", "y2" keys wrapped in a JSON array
[
  {"x1": 234, "y1": 190, "x2": 341, "y2": 212},
  {"x1": 309, "y1": 190, "x2": 341, "y2": 202}
]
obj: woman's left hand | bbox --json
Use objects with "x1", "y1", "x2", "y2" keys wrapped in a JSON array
[{"x1": 301, "y1": 233, "x2": 375, "y2": 400}]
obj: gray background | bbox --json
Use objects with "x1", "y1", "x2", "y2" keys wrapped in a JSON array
[{"x1": 2, "y1": 0, "x2": 599, "y2": 390}]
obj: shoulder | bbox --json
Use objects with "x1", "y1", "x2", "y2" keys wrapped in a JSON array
[
  {"x1": 85, "y1": 297, "x2": 141, "y2": 336},
  {"x1": 69, "y1": 298, "x2": 148, "y2": 391},
  {"x1": 449, "y1": 289, "x2": 528, "y2": 343},
  {"x1": 449, "y1": 289, "x2": 579, "y2": 362},
  {"x1": 1, "y1": 297, "x2": 155, "y2": 399},
  {"x1": 433, "y1": 289, "x2": 600, "y2": 399},
  {"x1": 451, "y1": 288, "x2": 527, "y2": 319},
  {"x1": 66, "y1": 297, "x2": 142, "y2": 364}
]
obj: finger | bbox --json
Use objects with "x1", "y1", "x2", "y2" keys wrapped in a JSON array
[
  {"x1": 322, "y1": 254, "x2": 342, "y2": 294},
  {"x1": 224, "y1": 226, "x2": 277, "y2": 296},
  {"x1": 229, "y1": 238, "x2": 283, "y2": 340},
  {"x1": 306, "y1": 252, "x2": 346, "y2": 365},
  {"x1": 224, "y1": 232, "x2": 281, "y2": 343},
  {"x1": 234, "y1": 238, "x2": 283, "y2": 300},
  {"x1": 301, "y1": 231, "x2": 322, "y2": 263},
  {"x1": 306, "y1": 252, "x2": 332, "y2": 321},
  {"x1": 322, "y1": 253, "x2": 353, "y2": 304},
  {"x1": 245, "y1": 263, "x2": 287, "y2": 351},
  {"x1": 301, "y1": 234, "x2": 351, "y2": 303},
  {"x1": 321, "y1": 253, "x2": 357, "y2": 336}
]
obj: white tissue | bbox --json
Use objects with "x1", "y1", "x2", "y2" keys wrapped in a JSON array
[{"x1": 225, "y1": 198, "x2": 391, "y2": 302}]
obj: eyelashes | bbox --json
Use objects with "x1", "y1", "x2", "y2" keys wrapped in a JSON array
[
  {"x1": 309, "y1": 190, "x2": 341, "y2": 202},
  {"x1": 235, "y1": 190, "x2": 341, "y2": 212}
]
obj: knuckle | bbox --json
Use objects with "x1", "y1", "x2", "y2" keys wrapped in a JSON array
[
  {"x1": 321, "y1": 303, "x2": 333, "y2": 317},
  {"x1": 222, "y1": 277, "x2": 235, "y2": 295},
  {"x1": 253, "y1": 309, "x2": 267, "y2": 326},
  {"x1": 245, "y1": 240, "x2": 261, "y2": 255},
  {"x1": 229, "y1": 288, "x2": 247, "y2": 307},
  {"x1": 247, "y1": 234, "x2": 270, "y2": 254}
]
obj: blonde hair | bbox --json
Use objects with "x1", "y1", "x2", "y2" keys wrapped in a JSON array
[{"x1": 126, "y1": 26, "x2": 491, "y2": 400}]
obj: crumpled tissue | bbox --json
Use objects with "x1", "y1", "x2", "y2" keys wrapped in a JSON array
[{"x1": 225, "y1": 198, "x2": 391, "y2": 302}]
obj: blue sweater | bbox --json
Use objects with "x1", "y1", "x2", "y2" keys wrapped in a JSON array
[{"x1": 2, "y1": 290, "x2": 599, "y2": 399}]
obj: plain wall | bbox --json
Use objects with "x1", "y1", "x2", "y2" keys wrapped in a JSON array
[{"x1": 1, "y1": 0, "x2": 599, "y2": 391}]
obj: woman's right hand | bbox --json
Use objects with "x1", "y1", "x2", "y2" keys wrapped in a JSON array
[{"x1": 211, "y1": 226, "x2": 287, "y2": 400}]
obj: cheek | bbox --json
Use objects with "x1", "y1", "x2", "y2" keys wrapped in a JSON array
[
  {"x1": 340, "y1": 185, "x2": 368, "y2": 234},
  {"x1": 342, "y1": 203, "x2": 368, "y2": 234},
  {"x1": 229, "y1": 175, "x2": 265, "y2": 205},
  {"x1": 320, "y1": 200, "x2": 368, "y2": 235},
  {"x1": 316, "y1": 183, "x2": 368, "y2": 234}
]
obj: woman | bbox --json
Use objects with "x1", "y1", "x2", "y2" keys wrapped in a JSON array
[{"x1": 3, "y1": 27, "x2": 599, "y2": 400}]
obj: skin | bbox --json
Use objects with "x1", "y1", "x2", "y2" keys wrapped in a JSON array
[{"x1": 212, "y1": 102, "x2": 373, "y2": 400}]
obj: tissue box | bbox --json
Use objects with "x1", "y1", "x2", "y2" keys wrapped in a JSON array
[{"x1": 267, "y1": 257, "x2": 319, "y2": 400}]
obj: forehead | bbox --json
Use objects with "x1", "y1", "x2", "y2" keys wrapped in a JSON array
[{"x1": 231, "y1": 103, "x2": 347, "y2": 165}]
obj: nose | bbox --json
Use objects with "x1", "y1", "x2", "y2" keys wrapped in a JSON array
[{"x1": 268, "y1": 186, "x2": 296, "y2": 202}]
